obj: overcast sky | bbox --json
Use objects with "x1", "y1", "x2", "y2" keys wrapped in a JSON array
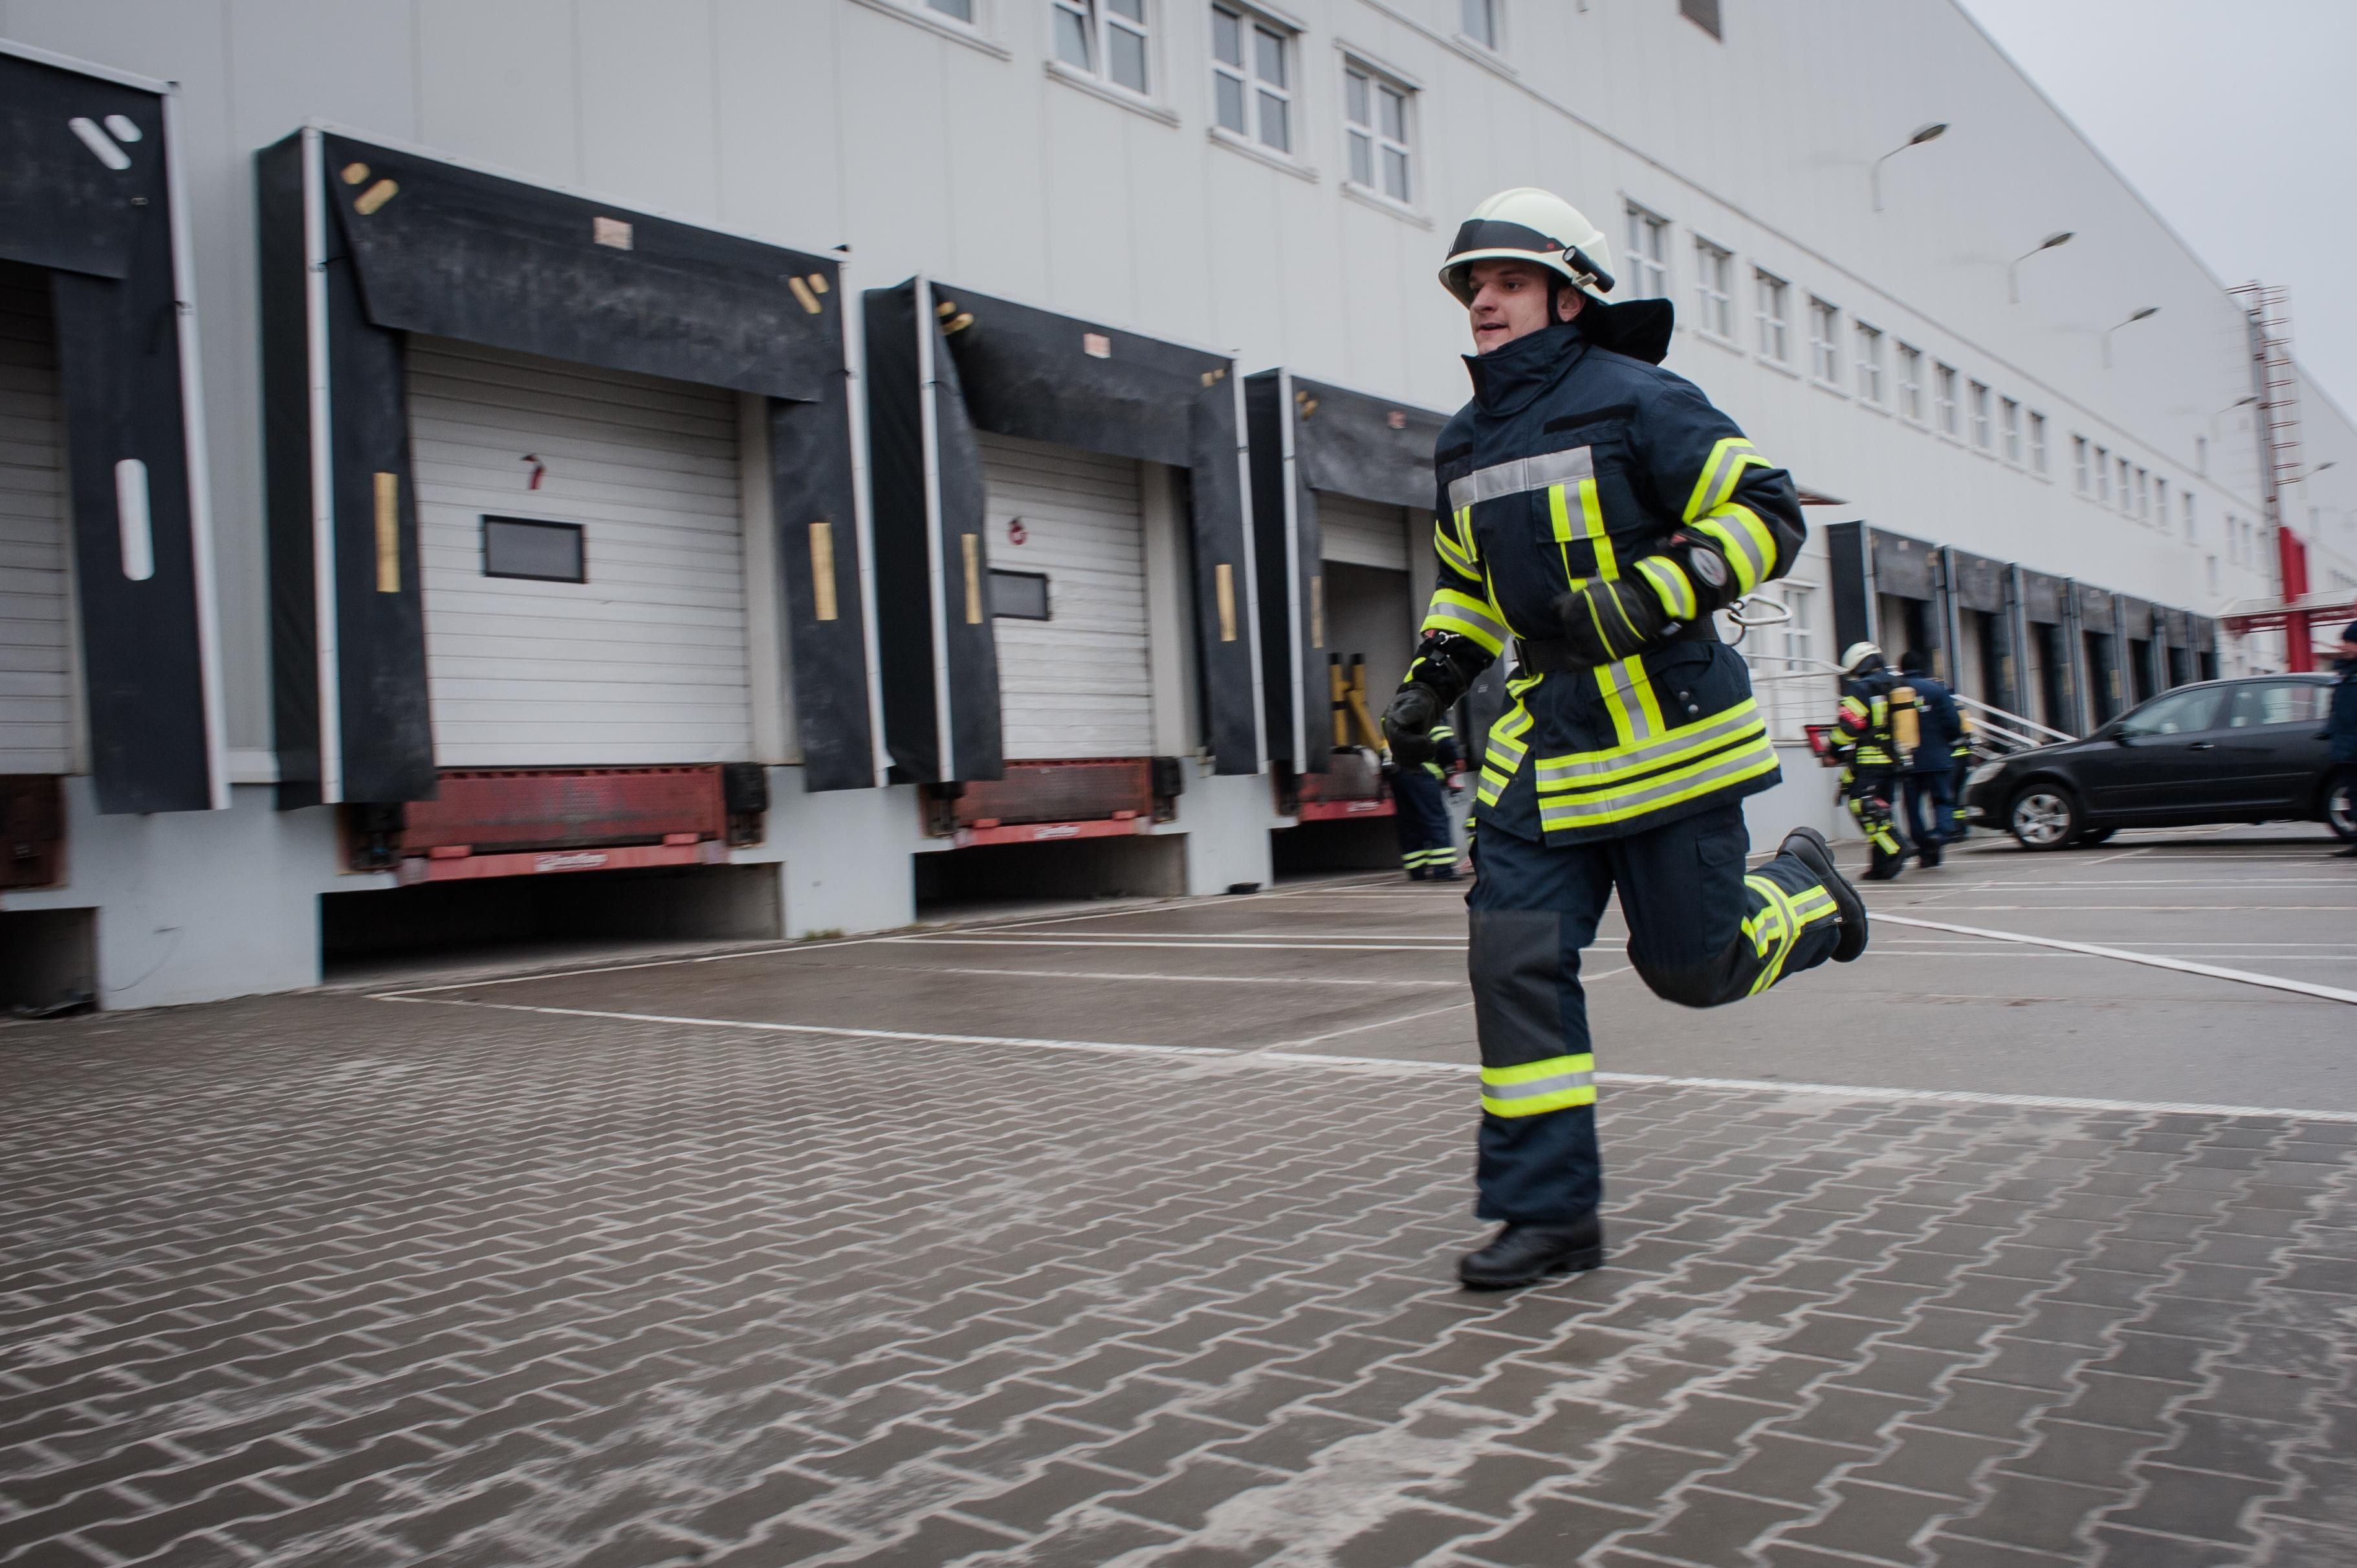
[{"x1": 1955, "y1": 0, "x2": 2357, "y2": 420}]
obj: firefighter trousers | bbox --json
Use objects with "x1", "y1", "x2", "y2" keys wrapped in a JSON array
[
  {"x1": 1464, "y1": 801, "x2": 1845, "y2": 1224},
  {"x1": 1845, "y1": 765, "x2": 1907, "y2": 878},
  {"x1": 1393, "y1": 767, "x2": 1458, "y2": 878}
]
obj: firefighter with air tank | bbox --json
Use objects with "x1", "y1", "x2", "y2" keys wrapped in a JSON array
[
  {"x1": 1380, "y1": 189, "x2": 1870, "y2": 1291},
  {"x1": 1834, "y1": 642, "x2": 1918, "y2": 881}
]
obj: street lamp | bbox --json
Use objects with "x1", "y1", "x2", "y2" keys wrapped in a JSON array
[
  {"x1": 2101, "y1": 305, "x2": 2160, "y2": 368},
  {"x1": 1871, "y1": 122, "x2": 1947, "y2": 212},
  {"x1": 2007, "y1": 230, "x2": 2072, "y2": 303}
]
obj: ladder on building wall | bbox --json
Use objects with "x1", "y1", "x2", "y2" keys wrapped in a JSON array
[{"x1": 2228, "y1": 283, "x2": 2329, "y2": 667}]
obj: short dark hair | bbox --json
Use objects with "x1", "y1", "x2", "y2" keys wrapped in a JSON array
[{"x1": 1900, "y1": 649, "x2": 1929, "y2": 675}]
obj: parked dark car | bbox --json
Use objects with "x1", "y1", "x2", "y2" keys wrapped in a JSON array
[{"x1": 1966, "y1": 673, "x2": 2357, "y2": 849}]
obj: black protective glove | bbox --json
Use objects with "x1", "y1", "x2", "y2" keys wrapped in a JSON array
[
  {"x1": 1551, "y1": 575, "x2": 1676, "y2": 666},
  {"x1": 1381, "y1": 684, "x2": 1442, "y2": 767}
]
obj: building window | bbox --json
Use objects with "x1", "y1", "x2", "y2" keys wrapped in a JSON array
[
  {"x1": 1854, "y1": 323, "x2": 1885, "y2": 404},
  {"x1": 1934, "y1": 364, "x2": 1959, "y2": 436},
  {"x1": 2196, "y1": 435, "x2": 2208, "y2": 476},
  {"x1": 2030, "y1": 411, "x2": 2048, "y2": 475},
  {"x1": 2183, "y1": 490, "x2": 2196, "y2": 543},
  {"x1": 2135, "y1": 466, "x2": 2151, "y2": 521},
  {"x1": 1056, "y1": 0, "x2": 1152, "y2": 95},
  {"x1": 1896, "y1": 343, "x2": 1924, "y2": 421},
  {"x1": 2000, "y1": 398, "x2": 2021, "y2": 464},
  {"x1": 2154, "y1": 477, "x2": 2169, "y2": 530},
  {"x1": 2094, "y1": 446, "x2": 2110, "y2": 504},
  {"x1": 1460, "y1": 0, "x2": 1500, "y2": 50},
  {"x1": 1624, "y1": 204, "x2": 1670, "y2": 301},
  {"x1": 1693, "y1": 238, "x2": 1733, "y2": 339},
  {"x1": 2073, "y1": 435, "x2": 2089, "y2": 492},
  {"x1": 1681, "y1": 0, "x2": 1723, "y2": 39},
  {"x1": 989, "y1": 569, "x2": 1052, "y2": 620},
  {"x1": 1343, "y1": 63, "x2": 1412, "y2": 203},
  {"x1": 483, "y1": 516, "x2": 587, "y2": 583},
  {"x1": 1212, "y1": 5, "x2": 1290, "y2": 151},
  {"x1": 927, "y1": 0, "x2": 976, "y2": 19},
  {"x1": 2117, "y1": 457, "x2": 2131, "y2": 513},
  {"x1": 1755, "y1": 582, "x2": 1815, "y2": 737},
  {"x1": 1753, "y1": 269, "x2": 1788, "y2": 362},
  {"x1": 1968, "y1": 380, "x2": 1991, "y2": 448},
  {"x1": 1808, "y1": 298, "x2": 1840, "y2": 384}
]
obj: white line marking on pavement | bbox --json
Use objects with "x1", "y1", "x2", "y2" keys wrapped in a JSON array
[
  {"x1": 883, "y1": 937, "x2": 1468, "y2": 953},
  {"x1": 378, "y1": 994, "x2": 2357, "y2": 1123},
  {"x1": 2085, "y1": 845, "x2": 2149, "y2": 866},
  {"x1": 374, "y1": 994, "x2": 1233, "y2": 1057},
  {"x1": 1256, "y1": 1000, "x2": 1474, "y2": 1051},
  {"x1": 912, "y1": 965, "x2": 1462, "y2": 988},
  {"x1": 1877, "y1": 914, "x2": 2357, "y2": 1007}
]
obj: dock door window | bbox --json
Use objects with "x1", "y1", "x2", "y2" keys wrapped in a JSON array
[
  {"x1": 989, "y1": 569, "x2": 1051, "y2": 620},
  {"x1": 482, "y1": 516, "x2": 586, "y2": 583}
]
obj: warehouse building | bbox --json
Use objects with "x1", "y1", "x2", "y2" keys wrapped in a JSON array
[{"x1": 1, "y1": 1, "x2": 2352, "y2": 1010}]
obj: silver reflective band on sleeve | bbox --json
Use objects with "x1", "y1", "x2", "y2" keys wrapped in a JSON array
[
  {"x1": 1447, "y1": 446, "x2": 1595, "y2": 510},
  {"x1": 1483, "y1": 1067, "x2": 1595, "y2": 1102}
]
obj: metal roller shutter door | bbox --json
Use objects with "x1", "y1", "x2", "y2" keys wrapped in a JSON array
[
  {"x1": 0, "y1": 268, "x2": 74, "y2": 778},
  {"x1": 980, "y1": 432, "x2": 1151, "y2": 761},
  {"x1": 408, "y1": 338, "x2": 751, "y2": 768},
  {"x1": 1317, "y1": 492, "x2": 1414, "y2": 571}
]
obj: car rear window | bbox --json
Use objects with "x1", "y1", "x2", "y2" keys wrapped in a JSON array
[{"x1": 2228, "y1": 682, "x2": 2323, "y2": 727}]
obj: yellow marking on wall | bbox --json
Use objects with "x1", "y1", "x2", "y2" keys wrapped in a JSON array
[
  {"x1": 809, "y1": 521, "x2": 838, "y2": 622},
  {"x1": 373, "y1": 472, "x2": 400, "y2": 593},
  {"x1": 961, "y1": 533, "x2": 983, "y2": 624},
  {"x1": 355, "y1": 179, "x2": 398, "y2": 215},
  {"x1": 788, "y1": 276, "x2": 821, "y2": 314},
  {"x1": 1216, "y1": 562, "x2": 1237, "y2": 642}
]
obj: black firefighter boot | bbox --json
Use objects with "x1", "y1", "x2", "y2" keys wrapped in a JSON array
[
  {"x1": 1778, "y1": 825, "x2": 1869, "y2": 963},
  {"x1": 1458, "y1": 1212, "x2": 1605, "y2": 1290}
]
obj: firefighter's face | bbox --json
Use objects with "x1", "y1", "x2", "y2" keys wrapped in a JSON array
[{"x1": 1467, "y1": 260, "x2": 1581, "y2": 353}]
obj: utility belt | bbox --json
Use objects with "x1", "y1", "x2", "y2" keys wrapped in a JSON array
[{"x1": 1514, "y1": 618, "x2": 1719, "y2": 675}]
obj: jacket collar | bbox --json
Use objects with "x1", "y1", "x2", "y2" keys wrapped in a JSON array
[{"x1": 1462, "y1": 319, "x2": 1589, "y2": 417}]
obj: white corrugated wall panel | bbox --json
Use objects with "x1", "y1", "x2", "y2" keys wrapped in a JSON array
[
  {"x1": 980, "y1": 433, "x2": 1151, "y2": 761},
  {"x1": 0, "y1": 271, "x2": 74, "y2": 776},
  {"x1": 1318, "y1": 493, "x2": 1414, "y2": 572},
  {"x1": 408, "y1": 338, "x2": 750, "y2": 767}
]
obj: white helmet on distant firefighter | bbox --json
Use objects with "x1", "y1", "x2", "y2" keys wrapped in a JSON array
[
  {"x1": 1840, "y1": 642, "x2": 1885, "y2": 677},
  {"x1": 1440, "y1": 188, "x2": 1616, "y2": 306}
]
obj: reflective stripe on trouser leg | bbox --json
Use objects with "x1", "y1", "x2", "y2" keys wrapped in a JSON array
[
  {"x1": 1610, "y1": 803, "x2": 1841, "y2": 1008},
  {"x1": 1466, "y1": 828, "x2": 1615, "y2": 1224}
]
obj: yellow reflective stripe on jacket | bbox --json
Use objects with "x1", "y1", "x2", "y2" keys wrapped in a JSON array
[
  {"x1": 1691, "y1": 504, "x2": 1775, "y2": 594},
  {"x1": 1532, "y1": 699, "x2": 1767, "y2": 795},
  {"x1": 1536, "y1": 728, "x2": 1779, "y2": 833},
  {"x1": 1596, "y1": 657, "x2": 1667, "y2": 746},
  {"x1": 1477, "y1": 692, "x2": 1537, "y2": 806},
  {"x1": 1479, "y1": 1052, "x2": 1597, "y2": 1117},
  {"x1": 1435, "y1": 515, "x2": 1476, "y2": 578},
  {"x1": 1421, "y1": 586, "x2": 1510, "y2": 655},
  {"x1": 1634, "y1": 555, "x2": 1697, "y2": 620},
  {"x1": 1682, "y1": 437, "x2": 1764, "y2": 523}
]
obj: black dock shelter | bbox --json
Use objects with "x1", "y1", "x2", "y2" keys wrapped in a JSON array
[
  {"x1": 1, "y1": 43, "x2": 223, "y2": 813},
  {"x1": 1244, "y1": 370, "x2": 1448, "y2": 774},
  {"x1": 1936, "y1": 545, "x2": 2018, "y2": 715},
  {"x1": 255, "y1": 125, "x2": 875, "y2": 806},
  {"x1": 864, "y1": 279, "x2": 1263, "y2": 780},
  {"x1": 2074, "y1": 580, "x2": 2121, "y2": 729}
]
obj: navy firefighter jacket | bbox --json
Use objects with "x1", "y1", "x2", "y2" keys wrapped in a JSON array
[{"x1": 1414, "y1": 316, "x2": 1807, "y2": 847}]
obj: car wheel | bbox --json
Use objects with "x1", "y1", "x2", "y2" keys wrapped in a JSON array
[
  {"x1": 2010, "y1": 785, "x2": 2079, "y2": 851},
  {"x1": 2328, "y1": 776, "x2": 2357, "y2": 844},
  {"x1": 2075, "y1": 827, "x2": 2116, "y2": 847}
]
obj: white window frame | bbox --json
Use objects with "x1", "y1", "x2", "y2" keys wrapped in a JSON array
[
  {"x1": 1753, "y1": 580, "x2": 1818, "y2": 741},
  {"x1": 2001, "y1": 398, "x2": 2021, "y2": 464},
  {"x1": 1854, "y1": 323, "x2": 1885, "y2": 405},
  {"x1": 2154, "y1": 476, "x2": 2168, "y2": 532},
  {"x1": 2073, "y1": 435, "x2": 2089, "y2": 492},
  {"x1": 1053, "y1": 0, "x2": 1156, "y2": 100},
  {"x1": 1753, "y1": 268, "x2": 1789, "y2": 363},
  {"x1": 1896, "y1": 343, "x2": 1924, "y2": 422},
  {"x1": 1693, "y1": 237, "x2": 1734, "y2": 342},
  {"x1": 1458, "y1": 0, "x2": 1502, "y2": 53},
  {"x1": 1968, "y1": 379, "x2": 1991, "y2": 448},
  {"x1": 2135, "y1": 466, "x2": 2151, "y2": 521},
  {"x1": 850, "y1": 0, "x2": 1010, "y2": 55},
  {"x1": 2117, "y1": 457, "x2": 2131, "y2": 514},
  {"x1": 2183, "y1": 490, "x2": 2197, "y2": 543},
  {"x1": 1211, "y1": 4, "x2": 1295, "y2": 157},
  {"x1": 1343, "y1": 59, "x2": 1415, "y2": 208},
  {"x1": 1808, "y1": 298, "x2": 1840, "y2": 386},
  {"x1": 2029, "y1": 411, "x2": 2048, "y2": 475},
  {"x1": 1624, "y1": 202, "x2": 1670, "y2": 301},
  {"x1": 1934, "y1": 364, "x2": 1960, "y2": 437},
  {"x1": 2094, "y1": 445, "x2": 2111, "y2": 504}
]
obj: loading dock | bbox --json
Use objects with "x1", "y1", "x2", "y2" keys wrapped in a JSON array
[
  {"x1": 1937, "y1": 547, "x2": 2015, "y2": 712},
  {"x1": 1244, "y1": 371, "x2": 1446, "y2": 866},
  {"x1": 2013, "y1": 568, "x2": 2077, "y2": 734},
  {"x1": 2075, "y1": 581, "x2": 2120, "y2": 728},
  {"x1": 256, "y1": 126, "x2": 873, "y2": 951},
  {"x1": 864, "y1": 279, "x2": 1256, "y2": 902},
  {"x1": 0, "y1": 45, "x2": 224, "y2": 817}
]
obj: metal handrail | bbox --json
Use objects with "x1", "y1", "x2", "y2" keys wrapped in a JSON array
[{"x1": 1740, "y1": 657, "x2": 2070, "y2": 755}]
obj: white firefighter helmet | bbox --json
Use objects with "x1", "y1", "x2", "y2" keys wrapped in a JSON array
[
  {"x1": 1440, "y1": 188, "x2": 1615, "y2": 306},
  {"x1": 1840, "y1": 641, "x2": 1885, "y2": 676}
]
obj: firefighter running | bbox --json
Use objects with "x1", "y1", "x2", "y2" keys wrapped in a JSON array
[
  {"x1": 1391, "y1": 723, "x2": 1463, "y2": 881},
  {"x1": 1381, "y1": 188, "x2": 1869, "y2": 1291},
  {"x1": 1834, "y1": 642, "x2": 1917, "y2": 881}
]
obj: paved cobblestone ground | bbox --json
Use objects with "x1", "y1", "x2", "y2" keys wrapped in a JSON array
[{"x1": 5, "y1": 838, "x2": 2357, "y2": 1566}]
